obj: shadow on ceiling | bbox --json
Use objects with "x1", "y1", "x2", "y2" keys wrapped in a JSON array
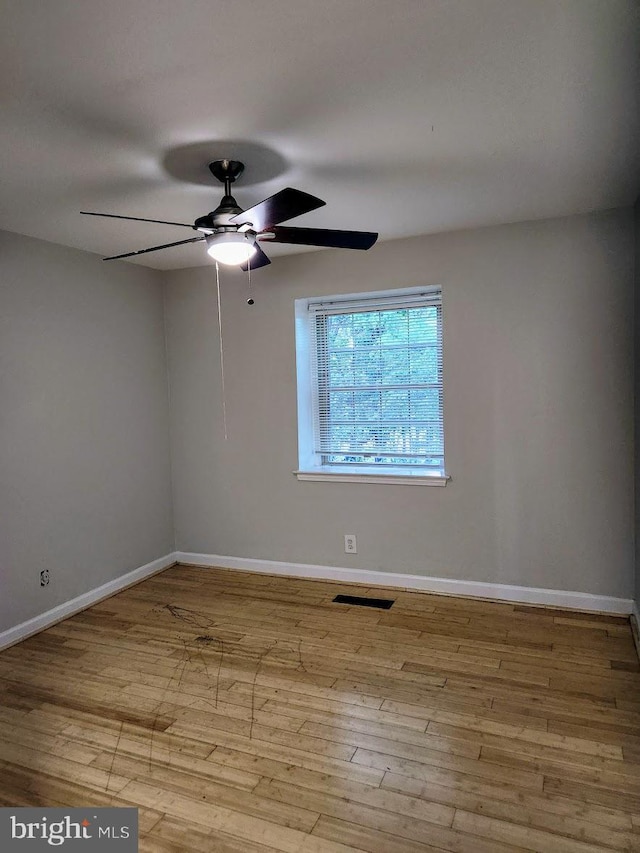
[{"x1": 162, "y1": 140, "x2": 288, "y2": 189}]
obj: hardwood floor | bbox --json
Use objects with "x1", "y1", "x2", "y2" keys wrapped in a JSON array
[{"x1": 0, "y1": 564, "x2": 639, "y2": 852}]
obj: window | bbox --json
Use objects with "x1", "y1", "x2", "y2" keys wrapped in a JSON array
[{"x1": 295, "y1": 287, "x2": 448, "y2": 484}]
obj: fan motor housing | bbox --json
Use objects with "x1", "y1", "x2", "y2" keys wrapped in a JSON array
[{"x1": 194, "y1": 194, "x2": 244, "y2": 232}]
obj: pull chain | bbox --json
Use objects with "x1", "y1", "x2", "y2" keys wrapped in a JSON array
[
  {"x1": 215, "y1": 261, "x2": 228, "y2": 440},
  {"x1": 247, "y1": 255, "x2": 254, "y2": 305}
]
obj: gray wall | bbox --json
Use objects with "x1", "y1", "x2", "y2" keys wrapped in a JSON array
[
  {"x1": 165, "y1": 209, "x2": 635, "y2": 598},
  {"x1": 1, "y1": 208, "x2": 634, "y2": 635},
  {"x1": 0, "y1": 231, "x2": 174, "y2": 633},
  {"x1": 635, "y1": 198, "x2": 640, "y2": 615}
]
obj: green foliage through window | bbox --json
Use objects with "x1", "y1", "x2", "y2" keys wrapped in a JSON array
[{"x1": 310, "y1": 291, "x2": 444, "y2": 473}]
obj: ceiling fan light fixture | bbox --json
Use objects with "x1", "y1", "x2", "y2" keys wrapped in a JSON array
[{"x1": 206, "y1": 232, "x2": 257, "y2": 266}]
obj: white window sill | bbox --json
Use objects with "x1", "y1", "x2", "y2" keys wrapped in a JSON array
[{"x1": 294, "y1": 469, "x2": 451, "y2": 486}]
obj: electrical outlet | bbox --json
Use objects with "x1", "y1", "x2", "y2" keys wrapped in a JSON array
[
  {"x1": 344, "y1": 534, "x2": 357, "y2": 554},
  {"x1": 40, "y1": 569, "x2": 50, "y2": 587}
]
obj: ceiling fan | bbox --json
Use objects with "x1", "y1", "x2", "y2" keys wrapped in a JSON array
[{"x1": 81, "y1": 159, "x2": 378, "y2": 269}]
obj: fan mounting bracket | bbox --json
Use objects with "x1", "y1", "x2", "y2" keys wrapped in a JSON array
[{"x1": 208, "y1": 159, "x2": 245, "y2": 185}]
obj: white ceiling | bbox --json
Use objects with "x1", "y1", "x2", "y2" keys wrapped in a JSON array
[{"x1": 0, "y1": 0, "x2": 638, "y2": 269}]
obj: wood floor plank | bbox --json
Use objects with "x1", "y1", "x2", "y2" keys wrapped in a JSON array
[
  {"x1": 298, "y1": 719, "x2": 481, "y2": 761},
  {"x1": 206, "y1": 744, "x2": 383, "y2": 788},
  {"x1": 381, "y1": 770, "x2": 636, "y2": 844},
  {"x1": 166, "y1": 720, "x2": 387, "y2": 786},
  {"x1": 543, "y1": 776, "x2": 640, "y2": 813},
  {"x1": 490, "y1": 698, "x2": 640, "y2": 734},
  {"x1": 426, "y1": 720, "x2": 624, "y2": 760},
  {"x1": 257, "y1": 687, "x2": 426, "y2": 733},
  {"x1": 253, "y1": 776, "x2": 455, "y2": 836},
  {"x1": 310, "y1": 814, "x2": 448, "y2": 853},
  {"x1": 351, "y1": 746, "x2": 545, "y2": 790},
  {"x1": 311, "y1": 813, "x2": 526, "y2": 853},
  {"x1": 118, "y1": 780, "x2": 355, "y2": 852},
  {"x1": 101, "y1": 757, "x2": 319, "y2": 832},
  {"x1": 256, "y1": 765, "x2": 453, "y2": 825},
  {"x1": 546, "y1": 718, "x2": 640, "y2": 749},
  {"x1": 141, "y1": 815, "x2": 282, "y2": 853},
  {"x1": 452, "y1": 809, "x2": 619, "y2": 853},
  {"x1": 479, "y1": 745, "x2": 640, "y2": 794}
]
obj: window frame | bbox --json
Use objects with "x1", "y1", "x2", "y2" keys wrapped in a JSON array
[{"x1": 294, "y1": 286, "x2": 449, "y2": 486}]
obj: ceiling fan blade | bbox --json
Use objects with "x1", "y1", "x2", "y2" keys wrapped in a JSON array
[
  {"x1": 267, "y1": 225, "x2": 378, "y2": 250},
  {"x1": 103, "y1": 236, "x2": 205, "y2": 261},
  {"x1": 82, "y1": 211, "x2": 194, "y2": 228},
  {"x1": 231, "y1": 188, "x2": 325, "y2": 231},
  {"x1": 240, "y1": 243, "x2": 271, "y2": 272}
]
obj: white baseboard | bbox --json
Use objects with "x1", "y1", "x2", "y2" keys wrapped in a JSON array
[
  {"x1": 0, "y1": 552, "x2": 178, "y2": 651},
  {"x1": 176, "y1": 552, "x2": 633, "y2": 615},
  {"x1": 3, "y1": 551, "x2": 631, "y2": 652}
]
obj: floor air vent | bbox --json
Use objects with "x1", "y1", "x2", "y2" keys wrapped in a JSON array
[{"x1": 332, "y1": 594, "x2": 394, "y2": 610}]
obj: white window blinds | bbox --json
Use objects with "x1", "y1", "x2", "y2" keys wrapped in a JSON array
[{"x1": 307, "y1": 289, "x2": 444, "y2": 472}]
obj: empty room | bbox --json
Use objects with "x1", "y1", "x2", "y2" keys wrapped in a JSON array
[{"x1": 1, "y1": 1, "x2": 640, "y2": 851}]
